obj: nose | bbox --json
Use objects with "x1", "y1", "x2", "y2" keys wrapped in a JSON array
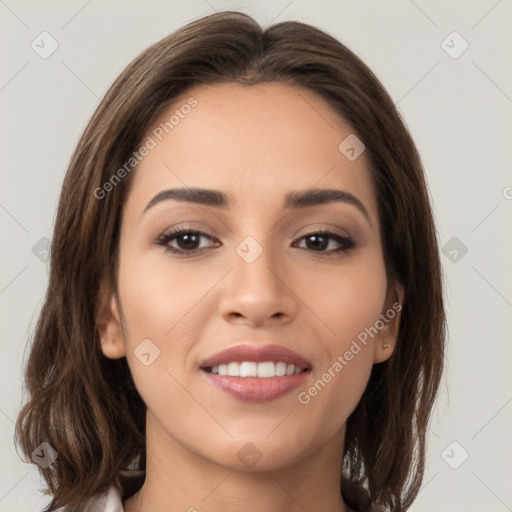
[{"x1": 219, "y1": 242, "x2": 298, "y2": 328}]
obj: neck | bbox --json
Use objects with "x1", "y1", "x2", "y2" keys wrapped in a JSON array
[{"x1": 124, "y1": 413, "x2": 351, "y2": 512}]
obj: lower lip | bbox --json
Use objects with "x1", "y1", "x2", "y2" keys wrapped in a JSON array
[{"x1": 201, "y1": 370, "x2": 310, "y2": 403}]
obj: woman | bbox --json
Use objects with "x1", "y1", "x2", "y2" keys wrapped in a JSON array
[{"x1": 16, "y1": 11, "x2": 445, "y2": 512}]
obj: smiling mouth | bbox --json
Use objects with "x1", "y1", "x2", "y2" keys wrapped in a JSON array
[
  {"x1": 201, "y1": 361, "x2": 310, "y2": 378},
  {"x1": 200, "y1": 361, "x2": 311, "y2": 402}
]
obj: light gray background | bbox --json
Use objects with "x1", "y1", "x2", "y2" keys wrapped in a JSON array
[{"x1": 1, "y1": 1, "x2": 511, "y2": 511}]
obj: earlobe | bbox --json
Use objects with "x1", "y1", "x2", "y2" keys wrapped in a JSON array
[
  {"x1": 373, "y1": 337, "x2": 395, "y2": 364},
  {"x1": 373, "y1": 281, "x2": 404, "y2": 364},
  {"x1": 97, "y1": 285, "x2": 127, "y2": 360}
]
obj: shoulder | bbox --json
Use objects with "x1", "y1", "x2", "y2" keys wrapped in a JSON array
[
  {"x1": 45, "y1": 469, "x2": 145, "y2": 512},
  {"x1": 48, "y1": 485, "x2": 124, "y2": 512}
]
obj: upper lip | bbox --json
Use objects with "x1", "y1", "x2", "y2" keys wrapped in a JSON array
[{"x1": 199, "y1": 344, "x2": 312, "y2": 369}]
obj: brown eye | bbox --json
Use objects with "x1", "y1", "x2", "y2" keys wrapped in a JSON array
[
  {"x1": 156, "y1": 229, "x2": 219, "y2": 256},
  {"x1": 155, "y1": 228, "x2": 355, "y2": 257},
  {"x1": 173, "y1": 232, "x2": 201, "y2": 251},
  {"x1": 294, "y1": 231, "x2": 355, "y2": 254}
]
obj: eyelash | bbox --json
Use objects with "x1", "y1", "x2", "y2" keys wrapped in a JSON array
[{"x1": 155, "y1": 227, "x2": 356, "y2": 257}]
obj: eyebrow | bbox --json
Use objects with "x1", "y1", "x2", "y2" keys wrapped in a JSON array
[{"x1": 142, "y1": 187, "x2": 371, "y2": 224}]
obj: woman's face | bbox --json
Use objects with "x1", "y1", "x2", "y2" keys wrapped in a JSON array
[{"x1": 100, "y1": 82, "x2": 402, "y2": 471}]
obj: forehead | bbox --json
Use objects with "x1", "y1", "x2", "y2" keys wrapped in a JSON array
[{"x1": 124, "y1": 82, "x2": 378, "y2": 222}]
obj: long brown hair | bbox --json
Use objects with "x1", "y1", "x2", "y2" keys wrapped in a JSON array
[{"x1": 15, "y1": 11, "x2": 445, "y2": 511}]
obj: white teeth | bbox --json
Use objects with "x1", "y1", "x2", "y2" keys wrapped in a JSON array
[
  {"x1": 257, "y1": 361, "x2": 275, "y2": 378},
  {"x1": 275, "y1": 361, "x2": 287, "y2": 376},
  {"x1": 227, "y1": 362, "x2": 239, "y2": 376},
  {"x1": 240, "y1": 361, "x2": 258, "y2": 377},
  {"x1": 211, "y1": 361, "x2": 304, "y2": 378}
]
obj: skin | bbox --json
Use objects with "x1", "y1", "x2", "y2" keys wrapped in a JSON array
[{"x1": 98, "y1": 82, "x2": 404, "y2": 512}]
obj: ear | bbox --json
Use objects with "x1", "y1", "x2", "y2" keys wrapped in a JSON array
[
  {"x1": 373, "y1": 281, "x2": 404, "y2": 364},
  {"x1": 96, "y1": 279, "x2": 127, "y2": 359}
]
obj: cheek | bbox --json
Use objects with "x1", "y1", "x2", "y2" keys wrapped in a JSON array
[
  {"x1": 114, "y1": 246, "x2": 211, "y2": 407},
  {"x1": 296, "y1": 251, "x2": 388, "y2": 343},
  {"x1": 116, "y1": 245, "x2": 213, "y2": 343},
  {"x1": 294, "y1": 254, "x2": 387, "y2": 423}
]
